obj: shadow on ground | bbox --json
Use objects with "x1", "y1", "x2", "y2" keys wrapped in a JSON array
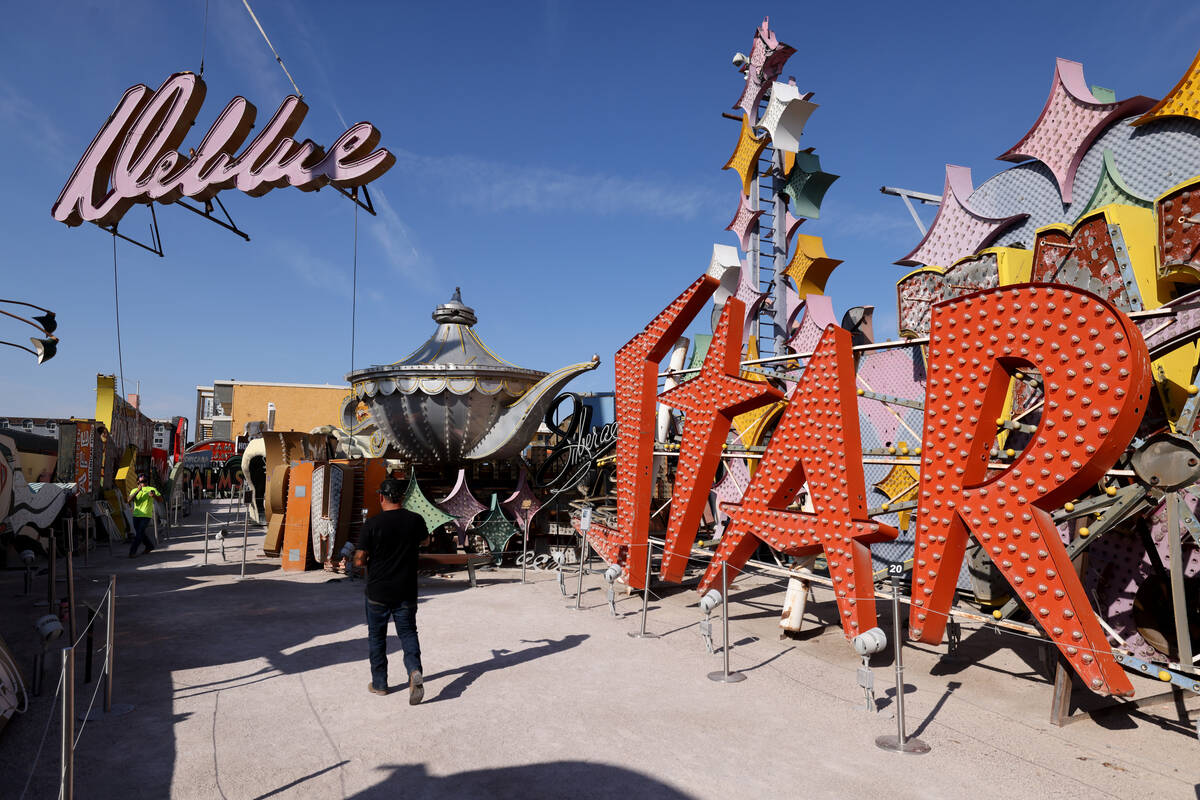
[
  {"x1": 422, "y1": 634, "x2": 588, "y2": 702},
  {"x1": 343, "y1": 760, "x2": 696, "y2": 800}
]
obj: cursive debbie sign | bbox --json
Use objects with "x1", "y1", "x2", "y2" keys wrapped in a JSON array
[
  {"x1": 534, "y1": 393, "x2": 618, "y2": 492},
  {"x1": 52, "y1": 72, "x2": 394, "y2": 228}
]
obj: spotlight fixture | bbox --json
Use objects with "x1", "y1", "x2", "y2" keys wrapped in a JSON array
[
  {"x1": 35, "y1": 614, "x2": 63, "y2": 643},
  {"x1": 852, "y1": 626, "x2": 887, "y2": 656},
  {"x1": 30, "y1": 336, "x2": 57, "y2": 364},
  {"x1": 0, "y1": 299, "x2": 60, "y2": 364},
  {"x1": 32, "y1": 311, "x2": 56, "y2": 334}
]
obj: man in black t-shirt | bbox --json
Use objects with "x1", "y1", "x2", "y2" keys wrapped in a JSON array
[{"x1": 354, "y1": 477, "x2": 429, "y2": 703}]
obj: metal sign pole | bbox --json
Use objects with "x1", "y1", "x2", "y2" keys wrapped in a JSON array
[
  {"x1": 1166, "y1": 493, "x2": 1195, "y2": 669},
  {"x1": 708, "y1": 560, "x2": 745, "y2": 683},
  {"x1": 875, "y1": 574, "x2": 930, "y2": 754}
]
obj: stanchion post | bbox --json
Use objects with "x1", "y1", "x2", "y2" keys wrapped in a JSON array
[
  {"x1": 87, "y1": 573, "x2": 133, "y2": 720},
  {"x1": 707, "y1": 560, "x2": 746, "y2": 683},
  {"x1": 875, "y1": 573, "x2": 930, "y2": 754},
  {"x1": 628, "y1": 540, "x2": 659, "y2": 639},
  {"x1": 575, "y1": 534, "x2": 588, "y2": 609},
  {"x1": 61, "y1": 644, "x2": 74, "y2": 800},
  {"x1": 566, "y1": 506, "x2": 592, "y2": 610},
  {"x1": 65, "y1": 527, "x2": 77, "y2": 645},
  {"x1": 203, "y1": 514, "x2": 210, "y2": 565},
  {"x1": 520, "y1": 519, "x2": 529, "y2": 585},
  {"x1": 49, "y1": 532, "x2": 57, "y2": 606},
  {"x1": 32, "y1": 649, "x2": 43, "y2": 697},
  {"x1": 43, "y1": 532, "x2": 57, "y2": 610},
  {"x1": 103, "y1": 575, "x2": 115, "y2": 713},
  {"x1": 84, "y1": 607, "x2": 94, "y2": 684},
  {"x1": 240, "y1": 511, "x2": 248, "y2": 579}
]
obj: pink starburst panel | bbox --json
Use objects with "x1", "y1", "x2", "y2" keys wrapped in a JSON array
[
  {"x1": 896, "y1": 165, "x2": 1025, "y2": 268},
  {"x1": 998, "y1": 58, "x2": 1154, "y2": 204},
  {"x1": 725, "y1": 193, "x2": 764, "y2": 252}
]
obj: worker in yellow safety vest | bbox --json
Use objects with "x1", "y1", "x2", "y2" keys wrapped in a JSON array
[{"x1": 127, "y1": 473, "x2": 161, "y2": 558}]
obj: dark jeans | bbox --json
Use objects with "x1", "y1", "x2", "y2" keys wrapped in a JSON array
[
  {"x1": 366, "y1": 598, "x2": 421, "y2": 690},
  {"x1": 129, "y1": 516, "x2": 154, "y2": 556}
]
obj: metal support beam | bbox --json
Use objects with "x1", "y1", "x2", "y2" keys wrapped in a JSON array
[
  {"x1": 1166, "y1": 493, "x2": 1195, "y2": 669},
  {"x1": 331, "y1": 184, "x2": 377, "y2": 216},
  {"x1": 880, "y1": 186, "x2": 942, "y2": 236},
  {"x1": 175, "y1": 196, "x2": 251, "y2": 242}
]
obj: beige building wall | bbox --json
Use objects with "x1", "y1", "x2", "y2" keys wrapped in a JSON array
[{"x1": 231, "y1": 383, "x2": 348, "y2": 437}]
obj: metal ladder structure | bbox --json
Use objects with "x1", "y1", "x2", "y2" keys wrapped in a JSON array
[{"x1": 748, "y1": 95, "x2": 786, "y2": 361}]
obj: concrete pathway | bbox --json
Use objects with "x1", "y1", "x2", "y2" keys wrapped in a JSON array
[{"x1": 3, "y1": 500, "x2": 1198, "y2": 799}]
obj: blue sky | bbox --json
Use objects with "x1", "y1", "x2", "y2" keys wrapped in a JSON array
[{"x1": 2, "y1": 1, "x2": 1199, "y2": 427}]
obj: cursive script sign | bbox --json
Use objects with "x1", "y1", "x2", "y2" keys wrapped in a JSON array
[
  {"x1": 534, "y1": 393, "x2": 618, "y2": 492},
  {"x1": 52, "y1": 72, "x2": 395, "y2": 228}
]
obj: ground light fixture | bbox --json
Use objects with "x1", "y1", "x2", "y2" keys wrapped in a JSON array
[
  {"x1": 35, "y1": 614, "x2": 63, "y2": 643},
  {"x1": 698, "y1": 589, "x2": 722, "y2": 616},
  {"x1": 852, "y1": 627, "x2": 887, "y2": 656}
]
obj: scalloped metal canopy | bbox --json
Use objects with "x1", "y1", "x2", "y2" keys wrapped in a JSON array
[
  {"x1": 351, "y1": 288, "x2": 546, "y2": 392},
  {"x1": 346, "y1": 289, "x2": 598, "y2": 464}
]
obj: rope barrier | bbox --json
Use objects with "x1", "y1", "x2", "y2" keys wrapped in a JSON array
[
  {"x1": 13, "y1": 574, "x2": 124, "y2": 799},
  {"x1": 571, "y1": 533, "x2": 1200, "y2": 676},
  {"x1": 73, "y1": 660, "x2": 107, "y2": 749},
  {"x1": 17, "y1": 669, "x2": 63, "y2": 800},
  {"x1": 69, "y1": 590, "x2": 108, "y2": 651}
]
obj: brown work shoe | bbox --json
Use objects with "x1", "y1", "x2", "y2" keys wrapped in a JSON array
[
  {"x1": 367, "y1": 682, "x2": 388, "y2": 696},
  {"x1": 408, "y1": 670, "x2": 424, "y2": 705}
]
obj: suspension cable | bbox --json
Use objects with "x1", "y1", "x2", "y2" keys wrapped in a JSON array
[
  {"x1": 350, "y1": 199, "x2": 359, "y2": 376},
  {"x1": 199, "y1": 0, "x2": 210, "y2": 77},
  {"x1": 240, "y1": 0, "x2": 302, "y2": 97},
  {"x1": 112, "y1": 233, "x2": 126, "y2": 403}
]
